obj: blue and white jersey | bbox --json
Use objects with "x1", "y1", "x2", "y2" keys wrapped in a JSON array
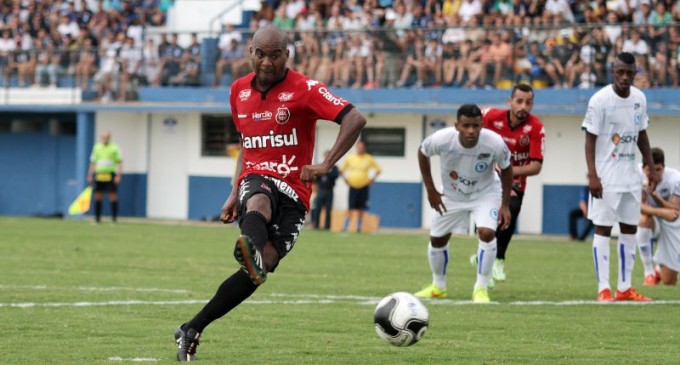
[
  {"x1": 420, "y1": 127, "x2": 510, "y2": 201},
  {"x1": 582, "y1": 85, "x2": 648, "y2": 192}
]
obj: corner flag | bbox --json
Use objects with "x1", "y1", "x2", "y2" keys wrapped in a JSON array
[{"x1": 68, "y1": 187, "x2": 93, "y2": 215}]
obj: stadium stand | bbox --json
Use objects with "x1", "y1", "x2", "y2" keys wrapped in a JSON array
[{"x1": 0, "y1": 0, "x2": 678, "y2": 101}]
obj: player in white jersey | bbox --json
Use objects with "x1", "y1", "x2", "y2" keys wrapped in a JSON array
[
  {"x1": 414, "y1": 104, "x2": 513, "y2": 303},
  {"x1": 636, "y1": 148, "x2": 680, "y2": 285},
  {"x1": 582, "y1": 52, "x2": 659, "y2": 302}
]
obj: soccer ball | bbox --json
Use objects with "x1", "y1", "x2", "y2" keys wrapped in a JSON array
[{"x1": 373, "y1": 292, "x2": 429, "y2": 346}]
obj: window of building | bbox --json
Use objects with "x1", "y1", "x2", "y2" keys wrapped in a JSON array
[
  {"x1": 201, "y1": 114, "x2": 240, "y2": 157},
  {"x1": 361, "y1": 127, "x2": 406, "y2": 157}
]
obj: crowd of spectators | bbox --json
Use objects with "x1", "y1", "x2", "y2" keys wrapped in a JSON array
[
  {"x1": 0, "y1": 0, "x2": 679, "y2": 100},
  {"x1": 0, "y1": 0, "x2": 173, "y2": 101},
  {"x1": 237, "y1": 0, "x2": 680, "y2": 89}
]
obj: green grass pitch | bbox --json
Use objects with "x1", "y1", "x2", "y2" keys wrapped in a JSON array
[{"x1": 1, "y1": 217, "x2": 678, "y2": 364}]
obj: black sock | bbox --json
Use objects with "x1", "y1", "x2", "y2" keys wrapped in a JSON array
[
  {"x1": 240, "y1": 211, "x2": 269, "y2": 252},
  {"x1": 111, "y1": 201, "x2": 118, "y2": 222},
  {"x1": 95, "y1": 201, "x2": 102, "y2": 222},
  {"x1": 186, "y1": 270, "x2": 257, "y2": 333}
]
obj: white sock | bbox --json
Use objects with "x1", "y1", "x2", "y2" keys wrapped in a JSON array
[
  {"x1": 475, "y1": 239, "x2": 497, "y2": 289},
  {"x1": 592, "y1": 234, "x2": 611, "y2": 292},
  {"x1": 636, "y1": 228, "x2": 654, "y2": 276},
  {"x1": 428, "y1": 242, "x2": 449, "y2": 290},
  {"x1": 617, "y1": 233, "x2": 637, "y2": 292}
]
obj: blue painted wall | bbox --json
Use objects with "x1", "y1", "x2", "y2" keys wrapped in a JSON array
[
  {"x1": 368, "y1": 182, "x2": 422, "y2": 228},
  {"x1": 188, "y1": 176, "x2": 233, "y2": 220},
  {"x1": 543, "y1": 185, "x2": 584, "y2": 235},
  {"x1": 0, "y1": 122, "x2": 75, "y2": 216}
]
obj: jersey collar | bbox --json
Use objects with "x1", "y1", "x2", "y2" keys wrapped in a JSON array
[{"x1": 250, "y1": 68, "x2": 290, "y2": 100}]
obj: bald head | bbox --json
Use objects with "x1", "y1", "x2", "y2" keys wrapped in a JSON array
[
  {"x1": 252, "y1": 26, "x2": 288, "y2": 52},
  {"x1": 101, "y1": 131, "x2": 111, "y2": 145}
]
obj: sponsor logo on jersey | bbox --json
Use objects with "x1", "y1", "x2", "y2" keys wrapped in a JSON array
[
  {"x1": 318, "y1": 87, "x2": 346, "y2": 106},
  {"x1": 512, "y1": 151, "x2": 529, "y2": 161},
  {"x1": 237, "y1": 114, "x2": 248, "y2": 119},
  {"x1": 450, "y1": 170, "x2": 477, "y2": 187},
  {"x1": 519, "y1": 134, "x2": 530, "y2": 146},
  {"x1": 493, "y1": 121, "x2": 504, "y2": 130},
  {"x1": 611, "y1": 133, "x2": 637, "y2": 145},
  {"x1": 252, "y1": 111, "x2": 273, "y2": 121},
  {"x1": 523, "y1": 125, "x2": 532, "y2": 133},
  {"x1": 239, "y1": 89, "x2": 251, "y2": 101},
  {"x1": 245, "y1": 154, "x2": 300, "y2": 179},
  {"x1": 634, "y1": 112, "x2": 642, "y2": 126},
  {"x1": 260, "y1": 183, "x2": 271, "y2": 193},
  {"x1": 478, "y1": 153, "x2": 490, "y2": 159},
  {"x1": 306, "y1": 79, "x2": 319, "y2": 91},
  {"x1": 611, "y1": 152, "x2": 635, "y2": 161},
  {"x1": 634, "y1": 103, "x2": 640, "y2": 109},
  {"x1": 276, "y1": 107, "x2": 291, "y2": 125},
  {"x1": 242, "y1": 128, "x2": 298, "y2": 149},
  {"x1": 278, "y1": 92, "x2": 294, "y2": 102},
  {"x1": 475, "y1": 162, "x2": 488, "y2": 173}
]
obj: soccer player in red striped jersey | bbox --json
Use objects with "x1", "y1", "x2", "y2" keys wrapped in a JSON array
[
  {"x1": 471, "y1": 84, "x2": 545, "y2": 284},
  {"x1": 173, "y1": 26, "x2": 366, "y2": 361}
]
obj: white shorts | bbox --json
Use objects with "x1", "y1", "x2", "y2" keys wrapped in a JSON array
[
  {"x1": 654, "y1": 218, "x2": 680, "y2": 272},
  {"x1": 430, "y1": 192, "x2": 501, "y2": 237},
  {"x1": 588, "y1": 190, "x2": 641, "y2": 227}
]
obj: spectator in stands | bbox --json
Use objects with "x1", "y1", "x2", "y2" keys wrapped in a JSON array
[
  {"x1": 94, "y1": 31, "x2": 124, "y2": 101},
  {"x1": 459, "y1": 0, "x2": 483, "y2": 24},
  {"x1": 218, "y1": 23, "x2": 242, "y2": 53},
  {"x1": 396, "y1": 31, "x2": 425, "y2": 88},
  {"x1": 650, "y1": 41, "x2": 678, "y2": 86},
  {"x1": 170, "y1": 49, "x2": 201, "y2": 87},
  {"x1": 140, "y1": 37, "x2": 159, "y2": 85},
  {"x1": 75, "y1": 36, "x2": 98, "y2": 89},
  {"x1": 118, "y1": 36, "x2": 141, "y2": 100},
  {"x1": 0, "y1": 30, "x2": 16, "y2": 78},
  {"x1": 186, "y1": 32, "x2": 201, "y2": 63},
  {"x1": 422, "y1": 37, "x2": 443, "y2": 87},
  {"x1": 214, "y1": 38, "x2": 248, "y2": 87},
  {"x1": 35, "y1": 42, "x2": 62, "y2": 88},
  {"x1": 157, "y1": 32, "x2": 182, "y2": 86},
  {"x1": 487, "y1": 31, "x2": 513, "y2": 87},
  {"x1": 622, "y1": 28, "x2": 650, "y2": 56}
]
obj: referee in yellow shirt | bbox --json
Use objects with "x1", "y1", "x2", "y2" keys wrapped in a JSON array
[
  {"x1": 340, "y1": 140, "x2": 381, "y2": 232},
  {"x1": 87, "y1": 131, "x2": 123, "y2": 223}
]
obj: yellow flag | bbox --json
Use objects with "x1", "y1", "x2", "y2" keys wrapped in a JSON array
[{"x1": 68, "y1": 187, "x2": 93, "y2": 215}]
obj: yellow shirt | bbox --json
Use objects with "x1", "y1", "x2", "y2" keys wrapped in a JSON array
[{"x1": 341, "y1": 153, "x2": 381, "y2": 189}]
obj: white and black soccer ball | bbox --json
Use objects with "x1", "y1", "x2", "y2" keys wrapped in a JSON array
[{"x1": 373, "y1": 292, "x2": 429, "y2": 347}]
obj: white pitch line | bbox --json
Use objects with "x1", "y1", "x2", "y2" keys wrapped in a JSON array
[
  {"x1": 2, "y1": 296, "x2": 680, "y2": 308},
  {"x1": 0, "y1": 285, "x2": 190, "y2": 294},
  {"x1": 108, "y1": 357, "x2": 159, "y2": 362}
]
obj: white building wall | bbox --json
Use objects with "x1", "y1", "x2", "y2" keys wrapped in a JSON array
[{"x1": 96, "y1": 110, "x2": 680, "y2": 230}]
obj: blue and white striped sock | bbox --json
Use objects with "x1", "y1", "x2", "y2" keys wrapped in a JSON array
[
  {"x1": 618, "y1": 233, "x2": 637, "y2": 292},
  {"x1": 636, "y1": 228, "x2": 654, "y2": 277},
  {"x1": 592, "y1": 234, "x2": 611, "y2": 292},
  {"x1": 475, "y1": 239, "x2": 496, "y2": 289},
  {"x1": 428, "y1": 242, "x2": 448, "y2": 290}
]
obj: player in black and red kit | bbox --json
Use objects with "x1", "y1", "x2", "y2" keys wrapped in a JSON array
[
  {"x1": 174, "y1": 26, "x2": 366, "y2": 361},
  {"x1": 471, "y1": 84, "x2": 545, "y2": 284}
]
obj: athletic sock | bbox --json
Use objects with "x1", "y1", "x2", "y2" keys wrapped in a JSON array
[
  {"x1": 343, "y1": 217, "x2": 350, "y2": 232},
  {"x1": 186, "y1": 270, "x2": 257, "y2": 333},
  {"x1": 428, "y1": 242, "x2": 449, "y2": 290},
  {"x1": 475, "y1": 239, "x2": 497, "y2": 289},
  {"x1": 592, "y1": 234, "x2": 611, "y2": 292},
  {"x1": 636, "y1": 227, "x2": 654, "y2": 276},
  {"x1": 111, "y1": 201, "x2": 118, "y2": 222},
  {"x1": 356, "y1": 218, "x2": 362, "y2": 233},
  {"x1": 94, "y1": 201, "x2": 102, "y2": 222},
  {"x1": 239, "y1": 211, "x2": 269, "y2": 252},
  {"x1": 617, "y1": 233, "x2": 637, "y2": 292}
]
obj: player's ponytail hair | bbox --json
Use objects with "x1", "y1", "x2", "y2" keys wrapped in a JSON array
[{"x1": 457, "y1": 104, "x2": 482, "y2": 121}]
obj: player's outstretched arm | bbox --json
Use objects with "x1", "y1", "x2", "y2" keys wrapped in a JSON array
[
  {"x1": 418, "y1": 148, "x2": 446, "y2": 215},
  {"x1": 301, "y1": 108, "x2": 366, "y2": 182}
]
